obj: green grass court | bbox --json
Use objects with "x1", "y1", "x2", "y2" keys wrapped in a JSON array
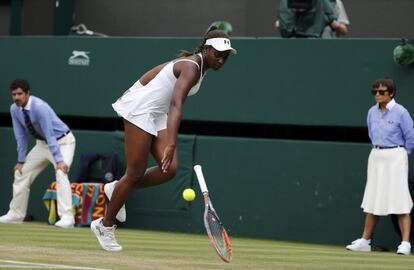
[{"x1": 1, "y1": 222, "x2": 413, "y2": 270}]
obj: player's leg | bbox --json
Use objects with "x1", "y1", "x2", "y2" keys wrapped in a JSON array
[
  {"x1": 102, "y1": 126, "x2": 176, "y2": 223},
  {"x1": 136, "y1": 128, "x2": 178, "y2": 188},
  {"x1": 1, "y1": 142, "x2": 49, "y2": 222},
  {"x1": 102, "y1": 120, "x2": 152, "y2": 227},
  {"x1": 91, "y1": 120, "x2": 152, "y2": 251}
]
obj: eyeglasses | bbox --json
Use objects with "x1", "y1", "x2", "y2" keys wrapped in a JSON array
[{"x1": 371, "y1": 90, "x2": 388, "y2": 96}]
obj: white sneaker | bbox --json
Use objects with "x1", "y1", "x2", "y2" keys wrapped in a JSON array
[
  {"x1": 91, "y1": 217, "x2": 122, "y2": 252},
  {"x1": 55, "y1": 216, "x2": 75, "y2": 228},
  {"x1": 346, "y1": 238, "x2": 371, "y2": 252},
  {"x1": 104, "y1": 181, "x2": 126, "y2": 222},
  {"x1": 397, "y1": 241, "x2": 411, "y2": 255},
  {"x1": 0, "y1": 214, "x2": 23, "y2": 224}
]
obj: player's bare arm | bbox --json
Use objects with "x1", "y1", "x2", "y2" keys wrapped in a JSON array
[{"x1": 161, "y1": 61, "x2": 200, "y2": 173}]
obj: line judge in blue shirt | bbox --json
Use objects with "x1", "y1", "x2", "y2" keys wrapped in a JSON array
[
  {"x1": 347, "y1": 77, "x2": 414, "y2": 255},
  {"x1": 0, "y1": 79, "x2": 76, "y2": 228}
]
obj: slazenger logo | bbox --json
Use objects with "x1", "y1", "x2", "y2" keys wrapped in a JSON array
[{"x1": 68, "y1": 50, "x2": 90, "y2": 66}]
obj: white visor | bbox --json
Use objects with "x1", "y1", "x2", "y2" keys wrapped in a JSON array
[{"x1": 205, "y1": 38, "x2": 237, "y2": 54}]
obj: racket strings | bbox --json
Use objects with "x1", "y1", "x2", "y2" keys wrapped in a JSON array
[{"x1": 206, "y1": 211, "x2": 232, "y2": 260}]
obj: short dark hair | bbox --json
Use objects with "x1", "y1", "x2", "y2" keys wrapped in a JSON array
[
  {"x1": 373, "y1": 77, "x2": 396, "y2": 96},
  {"x1": 10, "y1": 79, "x2": 30, "y2": 93}
]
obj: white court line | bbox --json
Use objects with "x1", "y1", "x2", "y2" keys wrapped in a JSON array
[
  {"x1": 0, "y1": 260, "x2": 110, "y2": 270},
  {"x1": 0, "y1": 266, "x2": 55, "y2": 269}
]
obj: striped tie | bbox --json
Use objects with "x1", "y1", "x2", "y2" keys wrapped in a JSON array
[{"x1": 22, "y1": 109, "x2": 45, "y2": 140}]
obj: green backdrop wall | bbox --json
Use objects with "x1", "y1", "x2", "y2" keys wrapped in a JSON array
[
  {"x1": 0, "y1": 128, "x2": 404, "y2": 248},
  {"x1": 1, "y1": 37, "x2": 413, "y2": 126}
]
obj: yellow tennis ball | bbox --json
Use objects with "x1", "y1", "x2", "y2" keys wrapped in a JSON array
[{"x1": 182, "y1": 188, "x2": 196, "y2": 201}]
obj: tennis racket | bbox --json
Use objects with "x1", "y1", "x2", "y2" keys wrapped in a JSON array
[{"x1": 193, "y1": 165, "x2": 232, "y2": 262}]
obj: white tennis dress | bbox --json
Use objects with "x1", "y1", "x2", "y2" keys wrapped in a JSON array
[{"x1": 112, "y1": 53, "x2": 204, "y2": 136}]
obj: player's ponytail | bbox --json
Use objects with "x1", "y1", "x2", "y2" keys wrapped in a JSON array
[{"x1": 178, "y1": 29, "x2": 230, "y2": 57}]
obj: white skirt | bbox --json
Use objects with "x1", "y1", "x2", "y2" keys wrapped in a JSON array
[
  {"x1": 361, "y1": 147, "x2": 413, "y2": 215},
  {"x1": 112, "y1": 102, "x2": 167, "y2": 136}
]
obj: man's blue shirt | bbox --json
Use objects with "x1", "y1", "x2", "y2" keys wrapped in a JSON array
[{"x1": 10, "y1": 96, "x2": 69, "y2": 163}]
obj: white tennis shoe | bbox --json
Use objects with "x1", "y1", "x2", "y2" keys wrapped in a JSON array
[
  {"x1": 0, "y1": 214, "x2": 23, "y2": 224},
  {"x1": 55, "y1": 216, "x2": 74, "y2": 228},
  {"x1": 90, "y1": 217, "x2": 122, "y2": 252},
  {"x1": 397, "y1": 241, "x2": 411, "y2": 255},
  {"x1": 104, "y1": 180, "x2": 126, "y2": 222},
  {"x1": 346, "y1": 238, "x2": 371, "y2": 252}
]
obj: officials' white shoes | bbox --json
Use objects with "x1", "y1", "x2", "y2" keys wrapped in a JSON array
[
  {"x1": 0, "y1": 214, "x2": 23, "y2": 224},
  {"x1": 397, "y1": 241, "x2": 411, "y2": 256},
  {"x1": 346, "y1": 238, "x2": 371, "y2": 252},
  {"x1": 91, "y1": 217, "x2": 122, "y2": 251},
  {"x1": 104, "y1": 180, "x2": 126, "y2": 222},
  {"x1": 55, "y1": 216, "x2": 75, "y2": 228}
]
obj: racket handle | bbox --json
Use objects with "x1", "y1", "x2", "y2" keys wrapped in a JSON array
[{"x1": 194, "y1": 165, "x2": 208, "y2": 193}]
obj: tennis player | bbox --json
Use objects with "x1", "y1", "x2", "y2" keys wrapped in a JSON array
[{"x1": 91, "y1": 29, "x2": 236, "y2": 251}]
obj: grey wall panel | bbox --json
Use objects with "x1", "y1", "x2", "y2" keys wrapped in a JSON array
[
  {"x1": 343, "y1": 0, "x2": 414, "y2": 38},
  {"x1": 74, "y1": 0, "x2": 248, "y2": 37},
  {"x1": 21, "y1": 0, "x2": 54, "y2": 35},
  {"x1": 0, "y1": 1, "x2": 11, "y2": 35},
  {"x1": 72, "y1": 0, "x2": 414, "y2": 38},
  {"x1": 3, "y1": 0, "x2": 414, "y2": 37}
]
